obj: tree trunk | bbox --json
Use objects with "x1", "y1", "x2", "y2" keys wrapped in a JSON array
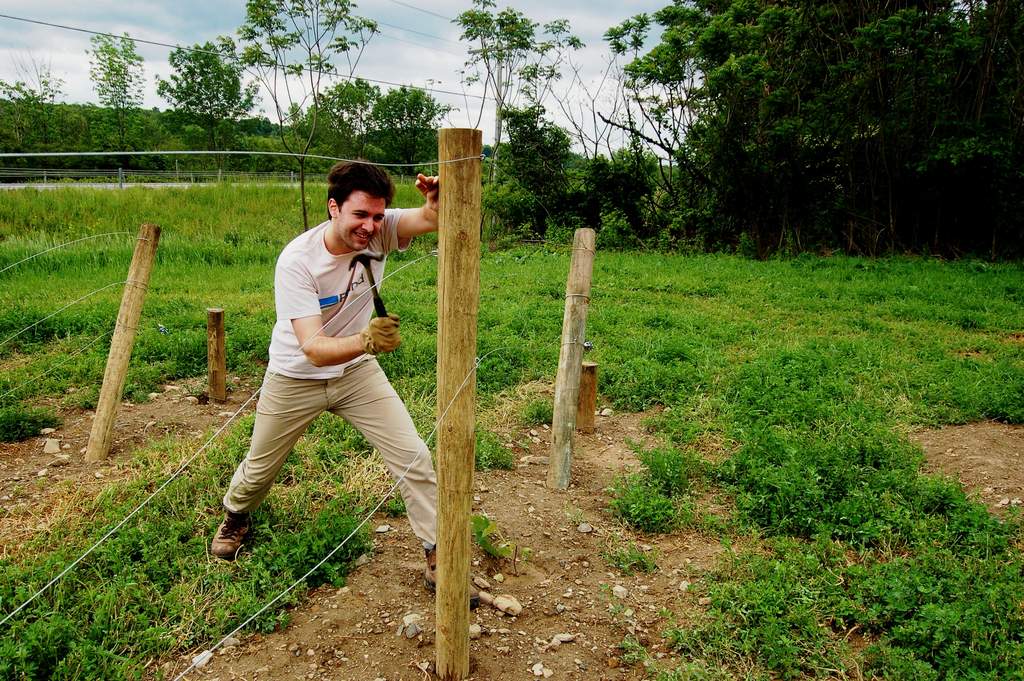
[{"x1": 299, "y1": 159, "x2": 309, "y2": 231}]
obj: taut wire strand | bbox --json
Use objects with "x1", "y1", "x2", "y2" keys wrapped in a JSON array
[
  {"x1": 0, "y1": 281, "x2": 125, "y2": 351},
  {"x1": 0, "y1": 233, "x2": 132, "y2": 277},
  {"x1": 0, "y1": 150, "x2": 484, "y2": 168},
  {"x1": 0, "y1": 329, "x2": 113, "y2": 403}
]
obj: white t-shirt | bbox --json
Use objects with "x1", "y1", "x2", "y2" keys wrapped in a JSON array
[{"x1": 268, "y1": 210, "x2": 407, "y2": 379}]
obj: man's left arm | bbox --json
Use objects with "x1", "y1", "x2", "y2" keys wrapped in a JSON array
[{"x1": 396, "y1": 174, "x2": 440, "y2": 239}]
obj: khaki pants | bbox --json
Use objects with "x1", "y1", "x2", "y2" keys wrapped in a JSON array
[{"x1": 223, "y1": 359, "x2": 437, "y2": 546}]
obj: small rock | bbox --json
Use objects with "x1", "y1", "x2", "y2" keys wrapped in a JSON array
[
  {"x1": 51, "y1": 454, "x2": 71, "y2": 467},
  {"x1": 193, "y1": 651, "x2": 213, "y2": 669},
  {"x1": 493, "y1": 595, "x2": 523, "y2": 616},
  {"x1": 40, "y1": 428, "x2": 56, "y2": 435},
  {"x1": 553, "y1": 633, "x2": 576, "y2": 643},
  {"x1": 678, "y1": 580, "x2": 691, "y2": 592},
  {"x1": 354, "y1": 553, "x2": 371, "y2": 567},
  {"x1": 698, "y1": 596, "x2": 712, "y2": 606},
  {"x1": 600, "y1": 408, "x2": 613, "y2": 417},
  {"x1": 983, "y1": 486, "x2": 994, "y2": 494},
  {"x1": 147, "y1": 392, "x2": 160, "y2": 400},
  {"x1": 288, "y1": 643, "x2": 299, "y2": 653},
  {"x1": 36, "y1": 468, "x2": 48, "y2": 477},
  {"x1": 61, "y1": 443, "x2": 70, "y2": 450},
  {"x1": 375, "y1": 524, "x2": 391, "y2": 533},
  {"x1": 532, "y1": 662, "x2": 546, "y2": 677},
  {"x1": 577, "y1": 522, "x2": 593, "y2": 534},
  {"x1": 1012, "y1": 498, "x2": 1023, "y2": 506},
  {"x1": 529, "y1": 429, "x2": 539, "y2": 437},
  {"x1": 555, "y1": 603, "x2": 566, "y2": 614},
  {"x1": 184, "y1": 396, "x2": 200, "y2": 405},
  {"x1": 43, "y1": 439, "x2": 61, "y2": 455},
  {"x1": 94, "y1": 472, "x2": 104, "y2": 479},
  {"x1": 403, "y1": 613, "x2": 424, "y2": 627},
  {"x1": 222, "y1": 636, "x2": 240, "y2": 648},
  {"x1": 997, "y1": 498, "x2": 1010, "y2": 507},
  {"x1": 612, "y1": 585, "x2": 628, "y2": 599},
  {"x1": 473, "y1": 575, "x2": 492, "y2": 590},
  {"x1": 306, "y1": 648, "x2": 315, "y2": 656},
  {"x1": 469, "y1": 624, "x2": 482, "y2": 639},
  {"x1": 493, "y1": 573, "x2": 505, "y2": 583}
]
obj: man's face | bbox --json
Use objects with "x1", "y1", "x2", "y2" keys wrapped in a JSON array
[{"x1": 328, "y1": 190, "x2": 386, "y2": 253}]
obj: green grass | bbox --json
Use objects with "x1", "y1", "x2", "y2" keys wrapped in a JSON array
[{"x1": 1, "y1": 186, "x2": 1023, "y2": 678}]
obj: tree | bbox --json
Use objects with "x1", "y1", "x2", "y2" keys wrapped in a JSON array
[
  {"x1": 88, "y1": 34, "x2": 144, "y2": 150},
  {"x1": 156, "y1": 38, "x2": 258, "y2": 152},
  {"x1": 0, "y1": 57, "x2": 65, "y2": 152},
  {"x1": 455, "y1": 0, "x2": 582, "y2": 182},
  {"x1": 369, "y1": 87, "x2": 451, "y2": 167},
  {"x1": 238, "y1": 0, "x2": 378, "y2": 230},
  {"x1": 318, "y1": 78, "x2": 380, "y2": 158}
]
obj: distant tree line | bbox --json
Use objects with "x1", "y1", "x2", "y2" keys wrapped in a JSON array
[{"x1": 1, "y1": 0, "x2": 1020, "y2": 256}]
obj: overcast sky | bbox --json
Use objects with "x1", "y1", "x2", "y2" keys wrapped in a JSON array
[{"x1": 0, "y1": 0, "x2": 666, "y2": 147}]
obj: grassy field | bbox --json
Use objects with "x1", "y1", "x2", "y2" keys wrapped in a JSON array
[{"x1": 1, "y1": 185, "x2": 1023, "y2": 679}]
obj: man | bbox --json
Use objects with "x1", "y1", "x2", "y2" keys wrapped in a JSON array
[{"x1": 212, "y1": 160, "x2": 476, "y2": 606}]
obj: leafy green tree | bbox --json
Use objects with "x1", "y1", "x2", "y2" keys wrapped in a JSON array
[
  {"x1": 318, "y1": 79, "x2": 380, "y2": 158},
  {"x1": 238, "y1": 0, "x2": 378, "y2": 229},
  {"x1": 156, "y1": 38, "x2": 258, "y2": 152},
  {"x1": 455, "y1": 0, "x2": 582, "y2": 181},
  {"x1": 0, "y1": 58, "x2": 64, "y2": 152},
  {"x1": 605, "y1": 0, "x2": 1024, "y2": 257},
  {"x1": 88, "y1": 34, "x2": 144, "y2": 151},
  {"x1": 368, "y1": 87, "x2": 451, "y2": 167}
]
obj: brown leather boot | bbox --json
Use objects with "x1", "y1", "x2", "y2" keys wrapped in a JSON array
[
  {"x1": 211, "y1": 510, "x2": 250, "y2": 560},
  {"x1": 424, "y1": 547, "x2": 480, "y2": 609}
]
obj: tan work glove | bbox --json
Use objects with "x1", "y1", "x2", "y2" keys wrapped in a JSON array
[{"x1": 361, "y1": 313, "x2": 401, "y2": 355}]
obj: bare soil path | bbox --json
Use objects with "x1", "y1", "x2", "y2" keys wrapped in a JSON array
[{"x1": 155, "y1": 412, "x2": 723, "y2": 681}]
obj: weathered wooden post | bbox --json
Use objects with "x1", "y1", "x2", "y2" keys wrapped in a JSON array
[
  {"x1": 86, "y1": 223, "x2": 161, "y2": 462},
  {"x1": 547, "y1": 228, "x2": 596, "y2": 489},
  {"x1": 435, "y1": 128, "x2": 482, "y2": 680},
  {"x1": 576, "y1": 361, "x2": 598, "y2": 434},
  {"x1": 207, "y1": 308, "x2": 226, "y2": 403}
]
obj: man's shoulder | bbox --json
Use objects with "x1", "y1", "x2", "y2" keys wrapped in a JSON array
[{"x1": 278, "y1": 221, "x2": 328, "y2": 265}]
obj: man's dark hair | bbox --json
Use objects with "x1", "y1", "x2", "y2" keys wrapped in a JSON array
[{"x1": 326, "y1": 161, "x2": 395, "y2": 218}]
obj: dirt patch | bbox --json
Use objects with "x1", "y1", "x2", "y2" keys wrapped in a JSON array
[
  {"x1": 154, "y1": 412, "x2": 725, "y2": 681},
  {"x1": 0, "y1": 378, "x2": 258, "y2": 558},
  {"x1": 914, "y1": 421, "x2": 1024, "y2": 515}
]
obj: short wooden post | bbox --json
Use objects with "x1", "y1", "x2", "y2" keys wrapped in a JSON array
[
  {"x1": 435, "y1": 128, "x2": 482, "y2": 681},
  {"x1": 576, "y1": 361, "x2": 598, "y2": 434},
  {"x1": 86, "y1": 223, "x2": 161, "y2": 462},
  {"x1": 547, "y1": 228, "x2": 596, "y2": 489},
  {"x1": 207, "y1": 308, "x2": 226, "y2": 403}
]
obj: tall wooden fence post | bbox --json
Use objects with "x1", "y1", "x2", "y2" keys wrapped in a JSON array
[
  {"x1": 207, "y1": 308, "x2": 226, "y2": 403},
  {"x1": 86, "y1": 223, "x2": 161, "y2": 462},
  {"x1": 547, "y1": 228, "x2": 596, "y2": 489},
  {"x1": 576, "y1": 361, "x2": 598, "y2": 434},
  {"x1": 435, "y1": 128, "x2": 482, "y2": 680}
]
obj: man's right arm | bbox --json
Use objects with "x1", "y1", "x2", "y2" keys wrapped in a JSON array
[
  {"x1": 292, "y1": 314, "x2": 402, "y2": 367},
  {"x1": 292, "y1": 316, "x2": 365, "y2": 367}
]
